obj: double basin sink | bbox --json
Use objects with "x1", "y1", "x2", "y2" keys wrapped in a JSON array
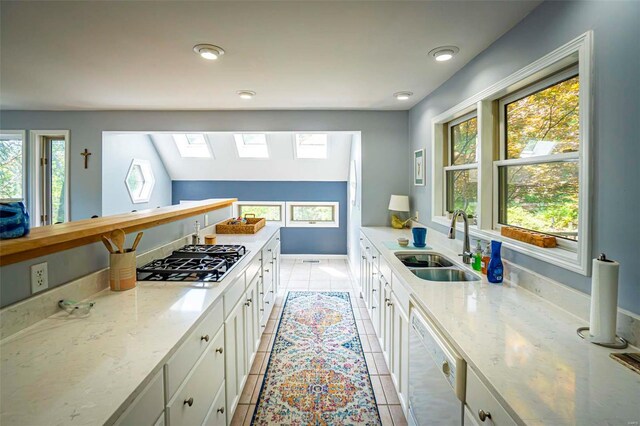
[{"x1": 395, "y1": 252, "x2": 480, "y2": 282}]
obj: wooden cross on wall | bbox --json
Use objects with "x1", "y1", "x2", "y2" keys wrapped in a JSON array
[{"x1": 80, "y1": 149, "x2": 92, "y2": 169}]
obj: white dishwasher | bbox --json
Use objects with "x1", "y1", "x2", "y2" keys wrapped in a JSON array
[{"x1": 408, "y1": 309, "x2": 466, "y2": 426}]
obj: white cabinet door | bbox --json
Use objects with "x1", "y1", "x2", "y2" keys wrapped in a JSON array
[
  {"x1": 244, "y1": 275, "x2": 260, "y2": 372},
  {"x1": 392, "y1": 293, "x2": 410, "y2": 410},
  {"x1": 224, "y1": 299, "x2": 246, "y2": 418},
  {"x1": 203, "y1": 383, "x2": 227, "y2": 426},
  {"x1": 370, "y1": 273, "x2": 381, "y2": 336},
  {"x1": 382, "y1": 284, "x2": 394, "y2": 366}
]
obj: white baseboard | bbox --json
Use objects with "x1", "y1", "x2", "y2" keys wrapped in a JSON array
[{"x1": 280, "y1": 254, "x2": 348, "y2": 260}]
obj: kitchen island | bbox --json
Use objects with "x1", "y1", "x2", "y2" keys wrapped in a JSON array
[{"x1": 0, "y1": 224, "x2": 281, "y2": 426}]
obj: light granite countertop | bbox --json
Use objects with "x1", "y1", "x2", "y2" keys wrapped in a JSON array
[
  {"x1": 0, "y1": 225, "x2": 280, "y2": 426},
  {"x1": 362, "y1": 226, "x2": 640, "y2": 426}
]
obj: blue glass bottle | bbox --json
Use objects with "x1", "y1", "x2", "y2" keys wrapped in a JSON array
[{"x1": 487, "y1": 240, "x2": 503, "y2": 284}]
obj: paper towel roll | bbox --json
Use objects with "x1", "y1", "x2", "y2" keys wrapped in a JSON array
[{"x1": 589, "y1": 254, "x2": 619, "y2": 344}]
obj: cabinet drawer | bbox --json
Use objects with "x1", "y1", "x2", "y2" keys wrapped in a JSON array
[
  {"x1": 466, "y1": 367, "x2": 517, "y2": 426},
  {"x1": 166, "y1": 328, "x2": 225, "y2": 426},
  {"x1": 203, "y1": 383, "x2": 226, "y2": 426},
  {"x1": 391, "y1": 272, "x2": 410, "y2": 313},
  {"x1": 261, "y1": 289, "x2": 274, "y2": 327},
  {"x1": 115, "y1": 370, "x2": 164, "y2": 426},
  {"x1": 224, "y1": 275, "x2": 246, "y2": 318},
  {"x1": 245, "y1": 255, "x2": 261, "y2": 285},
  {"x1": 379, "y1": 257, "x2": 392, "y2": 282},
  {"x1": 165, "y1": 300, "x2": 224, "y2": 399}
]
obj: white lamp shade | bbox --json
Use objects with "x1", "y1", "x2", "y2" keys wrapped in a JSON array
[{"x1": 388, "y1": 195, "x2": 410, "y2": 212}]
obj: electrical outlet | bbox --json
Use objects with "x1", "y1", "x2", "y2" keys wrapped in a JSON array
[
  {"x1": 31, "y1": 262, "x2": 48, "y2": 294},
  {"x1": 415, "y1": 211, "x2": 419, "y2": 221}
]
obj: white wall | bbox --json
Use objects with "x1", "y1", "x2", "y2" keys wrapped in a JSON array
[
  {"x1": 149, "y1": 132, "x2": 352, "y2": 181},
  {"x1": 102, "y1": 133, "x2": 172, "y2": 216},
  {"x1": 347, "y1": 133, "x2": 362, "y2": 278}
]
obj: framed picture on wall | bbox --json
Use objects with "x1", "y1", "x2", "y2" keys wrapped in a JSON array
[{"x1": 414, "y1": 149, "x2": 425, "y2": 186}]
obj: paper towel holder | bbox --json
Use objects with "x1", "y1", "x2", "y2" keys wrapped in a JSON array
[
  {"x1": 576, "y1": 327, "x2": 627, "y2": 349},
  {"x1": 577, "y1": 253, "x2": 628, "y2": 349}
]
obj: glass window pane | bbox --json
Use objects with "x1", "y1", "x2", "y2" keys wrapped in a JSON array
[
  {"x1": 291, "y1": 205, "x2": 334, "y2": 222},
  {"x1": 446, "y1": 168, "x2": 477, "y2": 217},
  {"x1": 238, "y1": 205, "x2": 281, "y2": 221},
  {"x1": 50, "y1": 139, "x2": 67, "y2": 223},
  {"x1": 234, "y1": 134, "x2": 269, "y2": 158},
  {"x1": 506, "y1": 76, "x2": 580, "y2": 159},
  {"x1": 499, "y1": 161, "x2": 578, "y2": 241},
  {"x1": 173, "y1": 134, "x2": 211, "y2": 158},
  {"x1": 126, "y1": 165, "x2": 145, "y2": 197},
  {"x1": 0, "y1": 134, "x2": 24, "y2": 200},
  {"x1": 295, "y1": 134, "x2": 328, "y2": 159},
  {"x1": 451, "y1": 117, "x2": 477, "y2": 165}
]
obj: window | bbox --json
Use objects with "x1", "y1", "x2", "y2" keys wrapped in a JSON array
[
  {"x1": 234, "y1": 134, "x2": 269, "y2": 158},
  {"x1": 430, "y1": 32, "x2": 592, "y2": 274},
  {"x1": 295, "y1": 134, "x2": 328, "y2": 159},
  {"x1": 0, "y1": 131, "x2": 26, "y2": 201},
  {"x1": 497, "y1": 70, "x2": 580, "y2": 241},
  {"x1": 173, "y1": 134, "x2": 211, "y2": 158},
  {"x1": 125, "y1": 159, "x2": 155, "y2": 203},
  {"x1": 30, "y1": 130, "x2": 70, "y2": 225},
  {"x1": 445, "y1": 114, "x2": 478, "y2": 218},
  {"x1": 234, "y1": 201, "x2": 285, "y2": 223},
  {"x1": 286, "y1": 201, "x2": 339, "y2": 228}
]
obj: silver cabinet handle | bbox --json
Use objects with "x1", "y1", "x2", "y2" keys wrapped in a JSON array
[
  {"x1": 217, "y1": 407, "x2": 225, "y2": 414},
  {"x1": 372, "y1": 289, "x2": 377, "y2": 292},
  {"x1": 184, "y1": 397, "x2": 194, "y2": 407},
  {"x1": 200, "y1": 334, "x2": 210, "y2": 342},
  {"x1": 268, "y1": 249, "x2": 272, "y2": 252},
  {"x1": 372, "y1": 256, "x2": 377, "y2": 259},
  {"x1": 216, "y1": 347, "x2": 224, "y2": 354},
  {"x1": 478, "y1": 410, "x2": 492, "y2": 422},
  {"x1": 362, "y1": 256, "x2": 366, "y2": 260},
  {"x1": 384, "y1": 298, "x2": 390, "y2": 303},
  {"x1": 441, "y1": 360, "x2": 450, "y2": 376},
  {"x1": 387, "y1": 302, "x2": 393, "y2": 307},
  {"x1": 265, "y1": 269, "x2": 270, "y2": 273}
]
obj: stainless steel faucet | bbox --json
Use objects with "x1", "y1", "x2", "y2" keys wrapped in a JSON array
[{"x1": 448, "y1": 210, "x2": 473, "y2": 264}]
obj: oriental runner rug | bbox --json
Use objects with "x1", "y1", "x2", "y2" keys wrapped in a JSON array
[{"x1": 252, "y1": 292, "x2": 381, "y2": 425}]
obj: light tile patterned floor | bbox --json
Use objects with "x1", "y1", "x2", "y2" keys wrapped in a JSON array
[{"x1": 231, "y1": 258, "x2": 408, "y2": 426}]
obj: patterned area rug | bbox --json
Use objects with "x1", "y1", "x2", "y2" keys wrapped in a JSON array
[{"x1": 252, "y1": 292, "x2": 381, "y2": 425}]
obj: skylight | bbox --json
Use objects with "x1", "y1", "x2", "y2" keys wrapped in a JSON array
[
  {"x1": 234, "y1": 134, "x2": 269, "y2": 158},
  {"x1": 173, "y1": 134, "x2": 211, "y2": 158},
  {"x1": 295, "y1": 134, "x2": 328, "y2": 159}
]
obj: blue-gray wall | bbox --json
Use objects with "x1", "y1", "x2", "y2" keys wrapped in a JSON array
[
  {"x1": 409, "y1": 1, "x2": 640, "y2": 314},
  {"x1": 0, "y1": 207, "x2": 232, "y2": 308},
  {"x1": 0, "y1": 111, "x2": 409, "y2": 226},
  {"x1": 173, "y1": 181, "x2": 348, "y2": 255},
  {"x1": 102, "y1": 133, "x2": 171, "y2": 216}
]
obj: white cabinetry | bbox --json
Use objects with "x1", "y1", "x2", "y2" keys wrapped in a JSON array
[
  {"x1": 114, "y1": 370, "x2": 164, "y2": 426},
  {"x1": 224, "y1": 283, "x2": 247, "y2": 419},
  {"x1": 465, "y1": 367, "x2": 516, "y2": 426},
  {"x1": 115, "y1": 228, "x2": 280, "y2": 426}
]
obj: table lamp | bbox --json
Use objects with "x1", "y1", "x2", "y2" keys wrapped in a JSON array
[{"x1": 388, "y1": 195, "x2": 413, "y2": 229}]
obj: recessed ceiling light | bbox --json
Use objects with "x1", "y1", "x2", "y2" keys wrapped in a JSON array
[
  {"x1": 193, "y1": 44, "x2": 225, "y2": 60},
  {"x1": 394, "y1": 91, "x2": 413, "y2": 101},
  {"x1": 237, "y1": 90, "x2": 256, "y2": 100},
  {"x1": 428, "y1": 46, "x2": 460, "y2": 62}
]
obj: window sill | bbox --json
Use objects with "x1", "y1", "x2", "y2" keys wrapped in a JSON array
[{"x1": 431, "y1": 216, "x2": 588, "y2": 276}]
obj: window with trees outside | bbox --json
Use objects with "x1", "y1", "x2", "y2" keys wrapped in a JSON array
[
  {"x1": 497, "y1": 69, "x2": 579, "y2": 241},
  {"x1": 430, "y1": 32, "x2": 592, "y2": 275},
  {"x1": 286, "y1": 202, "x2": 339, "y2": 228},
  {"x1": 445, "y1": 114, "x2": 478, "y2": 220},
  {"x1": 0, "y1": 131, "x2": 26, "y2": 201},
  {"x1": 236, "y1": 202, "x2": 284, "y2": 222}
]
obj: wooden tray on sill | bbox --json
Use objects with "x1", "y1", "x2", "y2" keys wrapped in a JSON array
[{"x1": 216, "y1": 216, "x2": 266, "y2": 234}]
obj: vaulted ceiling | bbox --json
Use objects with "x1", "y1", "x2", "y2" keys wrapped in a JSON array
[{"x1": 1, "y1": 1, "x2": 540, "y2": 110}]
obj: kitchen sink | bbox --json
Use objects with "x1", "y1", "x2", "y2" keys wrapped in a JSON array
[
  {"x1": 410, "y1": 268, "x2": 480, "y2": 282},
  {"x1": 395, "y1": 252, "x2": 454, "y2": 268}
]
